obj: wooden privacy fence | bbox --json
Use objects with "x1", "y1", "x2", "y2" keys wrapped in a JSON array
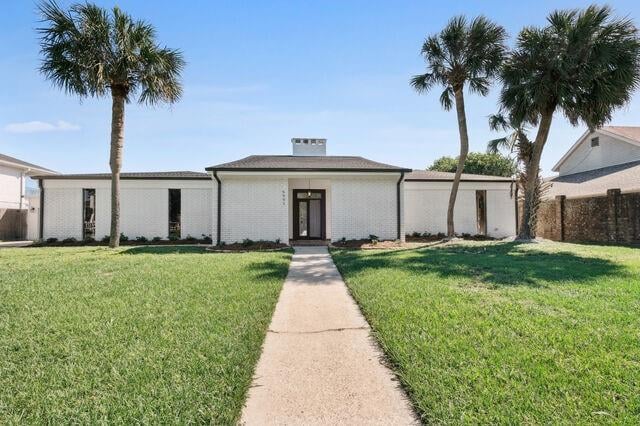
[
  {"x1": 534, "y1": 189, "x2": 640, "y2": 244},
  {"x1": 0, "y1": 209, "x2": 28, "y2": 241}
]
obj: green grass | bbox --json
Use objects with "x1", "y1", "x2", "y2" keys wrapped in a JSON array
[
  {"x1": 332, "y1": 241, "x2": 640, "y2": 424},
  {"x1": 0, "y1": 245, "x2": 291, "y2": 424}
]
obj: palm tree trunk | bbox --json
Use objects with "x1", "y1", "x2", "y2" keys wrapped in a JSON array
[
  {"x1": 109, "y1": 88, "x2": 126, "y2": 248},
  {"x1": 518, "y1": 109, "x2": 553, "y2": 240},
  {"x1": 447, "y1": 87, "x2": 469, "y2": 238}
]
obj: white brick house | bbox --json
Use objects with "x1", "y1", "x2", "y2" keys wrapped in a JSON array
[{"x1": 35, "y1": 138, "x2": 516, "y2": 243}]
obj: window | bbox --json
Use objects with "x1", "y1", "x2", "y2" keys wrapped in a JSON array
[
  {"x1": 591, "y1": 137, "x2": 600, "y2": 147},
  {"x1": 82, "y1": 188, "x2": 96, "y2": 240},
  {"x1": 169, "y1": 189, "x2": 181, "y2": 239},
  {"x1": 476, "y1": 190, "x2": 487, "y2": 236}
]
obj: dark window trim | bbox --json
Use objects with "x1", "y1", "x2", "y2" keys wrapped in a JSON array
[
  {"x1": 82, "y1": 188, "x2": 96, "y2": 240},
  {"x1": 213, "y1": 172, "x2": 221, "y2": 245},
  {"x1": 292, "y1": 189, "x2": 326, "y2": 240},
  {"x1": 168, "y1": 188, "x2": 181, "y2": 239},
  {"x1": 38, "y1": 179, "x2": 44, "y2": 240},
  {"x1": 476, "y1": 190, "x2": 487, "y2": 236},
  {"x1": 397, "y1": 172, "x2": 404, "y2": 240}
]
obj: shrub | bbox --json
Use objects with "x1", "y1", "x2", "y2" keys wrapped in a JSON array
[
  {"x1": 201, "y1": 234, "x2": 212, "y2": 243},
  {"x1": 184, "y1": 235, "x2": 197, "y2": 242},
  {"x1": 84, "y1": 237, "x2": 95, "y2": 243},
  {"x1": 422, "y1": 232, "x2": 432, "y2": 238},
  {"x1": 45, "y1": 237, "x2": 58, "y2": 244},
  {"x1": 135, "y1": 236, "x2": 148, "y2": 243},
  {"x1": 119, "y1": 233, "x2": 129, "y2": 242},
  {"x1": 62, "y1": 237, "x2": 77, "y2": 244},
  {"x1": 241, "y1": 238, "x2": 254, "y2": 247},
  {"x1": 436, "y1": 232, "x2": 446, "y2": 239},
  {"x1": 368, "y1": 234, "x2": 379, "y2": 244},
  {"x1": 275, "y1": 238, "x2": 280, "y2": 244},
  {"x1": 411, "y1": 231, "x2": 421, "y2": 238},
  {"x1": 151, "y1": 236, "x2": 162, "y2": 242},
  {"x1": 461, "y1": 233, "x2": 472, "y2": 239},
  {"x1": 101, "y1": 235, "x2": 110, "y2": 243},
  {"x1": 168, "y1": 234, "x2": 178, "y2": 241}
]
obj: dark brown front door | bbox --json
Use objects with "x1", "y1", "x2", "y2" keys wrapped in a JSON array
[{"x1": 293, "y1": 190, "x2": 325, "y2": 240}]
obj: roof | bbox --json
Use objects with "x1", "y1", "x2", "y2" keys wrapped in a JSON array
[
  {"x1": 602, "y1": 126, "x2": 640, "y2": 142},
  {"x1": 552, "y1": 126, "x2": 640, "y2": 172},
  {"x1": 0, "y1": 153, "x2": 57, "y2": 175},
  {"x1": 33, "y1": 171, "x2": 210, "y2": 180},
  {"x1": 405, "y1": 170, "x2": 513, "y2": 182},
  {"x1": 545, "y1": 160, "x2": 640, "y2": 199},
  {"x1": 206, "y1": 155, "x2": 411, "y2": 172}
]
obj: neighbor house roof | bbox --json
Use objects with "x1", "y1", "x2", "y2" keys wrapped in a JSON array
[
  {"x1": 405, "y1": 170, "x2": 513, "y2": 182},
  {"x1": 552, "y1": 126, "x2": 640, "y2": 172},
  {"x1": 545, "y1": 160, "x2": 640, "y2": 199},
  {"x1": 206, "y1": 155, "x2": 412, "y2": 172},
  {"x1": 33, "y1": 171, "x2": 210, "y2": 180},
  {"x1": 0, "y1": 153, "x2": 57, "y2": 175}
]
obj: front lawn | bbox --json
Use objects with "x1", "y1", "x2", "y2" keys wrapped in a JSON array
[
  {"x1": 332, "y1": 241, "x2": 640, "y2": 424},
  {"x1": 0, "y1": 246, "x2": 291, "y2": 424}
]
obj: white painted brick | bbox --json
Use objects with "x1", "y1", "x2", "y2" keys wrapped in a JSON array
[
  {"x1": 404, "y1": 181, "x2": 516, "y2": 238},
  {"x1": 331, "y1": 176, "x2": 399, "y2": 241}
]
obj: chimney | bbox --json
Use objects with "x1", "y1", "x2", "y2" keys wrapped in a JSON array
[{"x1": 291, "y1": 138, "x2": 326, "y2": 156}]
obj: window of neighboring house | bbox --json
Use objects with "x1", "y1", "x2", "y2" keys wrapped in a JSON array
[
  {"x1": 476, "y1": 190, "x2": 487, "y2": 236},
  {"x1": 82, "y1": 188, "x2": 96, "y2": 240},
  {"x1": 169, "y1": 189, "x2": 181, "y2": 239},
  {"x1": 591, "y1": 137, "x2": 600, "y2": 147}
]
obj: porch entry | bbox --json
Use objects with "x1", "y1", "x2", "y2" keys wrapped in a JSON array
[{"x1": 293, "y1": 189, "x2": 326, "y2": 240}]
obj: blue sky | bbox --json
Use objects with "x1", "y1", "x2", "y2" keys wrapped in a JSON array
[{"x1": 1, "y1": 0, "x2": 639, "y2": 178}]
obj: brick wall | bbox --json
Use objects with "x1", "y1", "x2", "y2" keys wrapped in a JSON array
[
  {"x1": 42, "y1": 179, "x2": 212, "y2": 240},
  {"x1": 534, "y1": 189, "x2": 640, "y2": 243},
  {"x1": 405, "y1": 181, "x2": 516, "y2": 238}
]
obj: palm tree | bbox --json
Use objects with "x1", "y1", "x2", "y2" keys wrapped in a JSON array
[
  {"x1": 487, "y1": 114, "x2": 547, "y2": 236},
  {"x1": 38, "y1": 1, "x2": 184, "y2": 248},
  {"x1": 411, "y1": 16, "x2": 507, "y2": 238},
  {"x1": 500, "y1": 5, "x2": 640, "y2": 240}
]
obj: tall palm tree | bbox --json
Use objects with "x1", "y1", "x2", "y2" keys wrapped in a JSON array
[
  {"x1": 411, "y1": 16, "x2": 507, "y2": 238},
  {"x1": 38, "y1": 1, "x2": 184, "y2": 248},
  {"x1": 500, "y1": 5, "x2": 640, "y2": 240}
]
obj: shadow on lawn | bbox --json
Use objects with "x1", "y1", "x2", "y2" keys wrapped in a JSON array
[{"x1": 333, "y1": 242, "x2": 625, "y2": 288}]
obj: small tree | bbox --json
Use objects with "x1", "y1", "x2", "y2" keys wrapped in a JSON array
[
  {"x1": 500, "y1": 5, "x2": 640, "y2": 239},
  {"x1": 411, "y1": 16, "x2": 507, "y2": 237},
  {"x1": 487, "y1": 114, "x2": 547, "y2": 235},
  {"x1": 429, "y1": 152, "x2": 516, "y2": 177},
  {"x1": 39, "y1": 1, "x2": 184, "y2": 248}
]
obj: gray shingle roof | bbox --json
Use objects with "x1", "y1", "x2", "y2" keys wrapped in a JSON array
[
  {"x1": 0, "y1": 153, "x2": 57, "y2": 174},
  {"x1": 33, "y1": 171, "x2": 210, "y2": 180},
  {"x1": 206, "y1": 155, "x2": 411, "y2": 172},
  {"x1": 405, "y1": 170, "x2": 513, "y2": 182},
  {"x1": 545, "y1": 160, "x2": 640, "y2": 199}
]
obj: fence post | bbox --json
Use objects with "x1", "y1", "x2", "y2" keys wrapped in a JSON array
[
  {"x1": 607, "y1": 188, "x2": 621, "y2": 242},
  {"x1": 555, "y1": 195, "x2": 566, "y2": 241}
]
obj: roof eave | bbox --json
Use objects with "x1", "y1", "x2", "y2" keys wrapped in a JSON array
[{"x1": 205, "y1": 167, "x2": 412, "y2": 173}]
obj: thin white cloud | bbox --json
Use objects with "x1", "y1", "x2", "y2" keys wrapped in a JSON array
[{"x1": 4, "y1": 120, "x2": 81, "y2": 134}]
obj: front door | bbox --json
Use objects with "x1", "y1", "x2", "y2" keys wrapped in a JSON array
[{"x1": 293, "y1": 190, "x2": 325, "y2": 240}]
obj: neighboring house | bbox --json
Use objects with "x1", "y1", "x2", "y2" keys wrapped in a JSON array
[
  {"x1": 0, "y1": 153, "x2": 56, "y2": 209},
  {"x1": 546, "y1": 126, "x2": 640, "y2": 198},
  {"x1": 34, "y1": 138, "x2": 516, "y2": 243},
  {"x1": 0, "y1": 153, "x2": 56, "y2": 241}
]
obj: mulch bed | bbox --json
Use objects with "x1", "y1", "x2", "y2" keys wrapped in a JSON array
[
  {"x1": 30, "y1": 239, "x2": 211, "y2": 247},
  {"x1": 207, "y1": 241, "x2": 289, "y2": 252}
]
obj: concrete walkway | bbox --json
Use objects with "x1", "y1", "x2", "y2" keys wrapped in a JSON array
[{"x1": 241, "y1": 246, "x2": 417, "y2": 425}]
